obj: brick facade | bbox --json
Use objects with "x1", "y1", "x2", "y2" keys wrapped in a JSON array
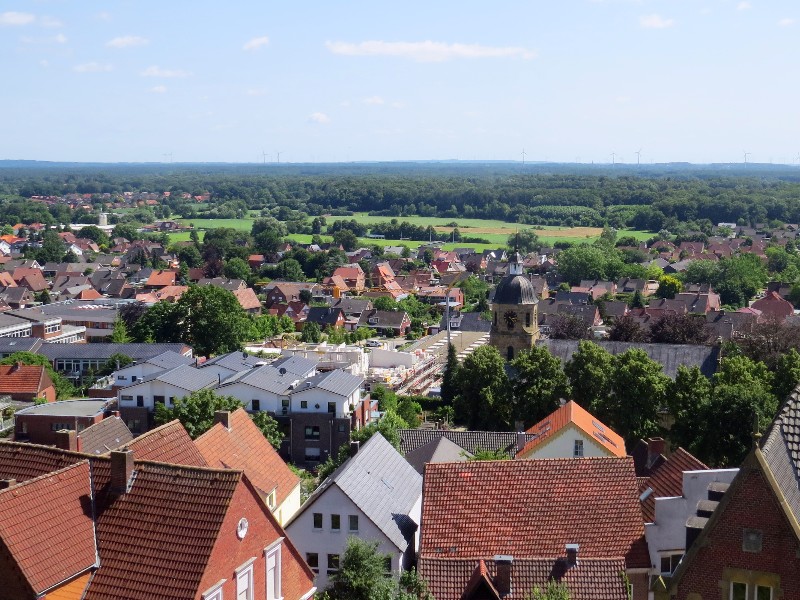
[
  {"x1": 278, "y1": 412, "x2": 352, "y2": 468},
  {"x1": 673, "y1": 461, "x2": 800, "y2": 600}
]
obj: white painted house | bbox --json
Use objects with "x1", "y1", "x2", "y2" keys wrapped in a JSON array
[
  {"x1": 196, "y1": 350, "x2": 269, "y2": 381},
  {"x1": 112, "y1": 351, "x2": 194, "y2": 387},
  {"x1": 516, "y1": 400, "x2": 627, "y2": 460},
  {"x1": 285, "y1": 433, "x2": 422, "y2": 591},
  {"x1": 117, "y1": 364, "x2": 219, "y2": 411}
]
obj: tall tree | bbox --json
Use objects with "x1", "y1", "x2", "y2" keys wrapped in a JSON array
[
  {"x1": 666, "y1": 365, "x2": 712, "y2": 455},
  {"x1": 453, "y1": 345, "x2": 510, "y2": 430},
  {"x1": 608, "y1": 315, "x2": 649, "y2": 342},
  {"x1": 773, "y1": 348, "x2": 800, "y2": 400},
  {"x1": 110, "y1": 317, "x2": 131, "y2": 343},
  {"x1": 564, "y1": 341, "x2": 614, "y2": 415},
  {"x1": 510, "y1": 347, "x2": 571, "y2": 427},
  {"x1": 223, "y1": 257, "x2": 251, "y2": 281},
  {"x1": 649, "y1": 313, "x2": 711, "y2": 345},
  {"x1": 440, "y1": 343, "x2": 460, "y2": 407},
  {"x1": 176, "y1": 285, "x2": 250, "y2": 356}
]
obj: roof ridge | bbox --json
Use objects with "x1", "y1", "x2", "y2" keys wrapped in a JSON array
[
  {"x1": 0, "y1": 459, "x2": 90, "y2": 494},
  {"x1": 132, "y1": 460, "x2": 244, "y2": 478}
]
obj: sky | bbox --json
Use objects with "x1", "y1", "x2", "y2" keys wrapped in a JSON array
[{"x1": 1, "y1": 0, "x2": 799, "y2": 164}]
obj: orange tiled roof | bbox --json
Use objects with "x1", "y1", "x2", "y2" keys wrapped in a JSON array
[
  {"x1": 0, "y1": 364, "x2": 53, "y2": 396},
  {"x1": 233, "y1": 287, "x2": 262, "y2": 311},
  {"x1": 0, "y1": 461, "x2": 97, "y2": 595},
  {"x1": 123, "y1": 421, "x2": 207, "y2": 467},
  {"x1": 420, "y1": 458, "x2": 649, "y2": 569},
  {"x1": 144, "y1": 270, "x2": 177, "y2": 287},
  {"x1": 517, "y1": 400, "x2": 626, "y2": 458},
  {"x1": 195, "y1": 409, "x2": 300, "y2": 509},
  {"x1": 0, "y1": 271, "x2": 16, "y2": 287}
]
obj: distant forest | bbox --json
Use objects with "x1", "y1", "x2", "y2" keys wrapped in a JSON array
[{"x1": 2, "y1": 162, "x2": 800, "y2": 231}]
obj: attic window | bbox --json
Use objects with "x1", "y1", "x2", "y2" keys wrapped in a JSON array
[{"x1": 742, "y1": 528, "x2": 763, "y2": 553}]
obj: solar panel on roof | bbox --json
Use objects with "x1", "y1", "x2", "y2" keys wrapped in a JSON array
[{"x1": 592, "y1": 420, "x2": 605, "y2": 433}]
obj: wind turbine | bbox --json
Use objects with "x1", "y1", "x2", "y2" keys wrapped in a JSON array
[
  {"x1": 610, "y1": 152, "x2": 616, "y2": 165},
  {"x1": 795, "y1": 153, "x2": 800, "y2": 166},
  {"x1": 275, "y1": 151, "x2": 281, "y2": 164},
  {"x1": 743, "y1": 151, "x2": 751, "y2": 166},
  {"x1": 521, "y1": 149, "x2": 526, "y2": 166},
  {"x1": 262, "y1": 150, "x2": 268, "y2": 165},
  {"x1": 634, "y1": 148, "x2": 642, "y2": 166}
]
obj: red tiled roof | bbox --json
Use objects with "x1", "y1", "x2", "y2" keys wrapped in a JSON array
[
  {"x1": 0, "y1": 462, "x2": 97, "y2": 595},
  {"x1": 420, "y1": 458, "x2": 648, "y2": 568},
  {"x1": 145, "y1": 269, "x2": 177, "y2": 287},
  {"x1": 0, "y1": 364, "x2": 53, "y2": 396},
  {"x1": 639, "y1": 447, "x2": 708, "y2": 522},
  {"x1": 420, "y1": 556, "x2": 629, "y2": 600},
  {"x1": 78, "y1": 288, "x2": 103, "y2": 300},
  {"x1": 517, "y1": 401, "x2": 626, "y2": 458},
  {"x1": 0, "y1": 441, "x2": 87, "y2": 482},
  {"x1": 14, "y1": 269, "x2": 48, "y2": 292},
  {"x1": 195, "y1": 408, "x2": 300, "y2": 509},
  {"x1": 123, "y1": 421, "x2": 207, "y2": 467},
  {"x1": 0, "y1": 271, "x2": 17, "y2": 287},
  {"x1": 233, "y1": 287, "x2": 262, "y2": 311},
  {"x1": 85, "y1": 462, "x2": 241, "y2": 600}
]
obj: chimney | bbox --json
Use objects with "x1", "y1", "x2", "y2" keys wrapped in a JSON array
[
  {"x1": 11, "y1": 361, "x2": 22, "y2": 373},
  {"x1": 350, "y1": 441, "x2": 360, "y2": 456},
  {"x1": 0, "y1": 478, "x2": 17, "y2": 490},
  {"x1": 566, "y1": 543, "x2": 579, "y2": 567},
  {"x1": 647, "y1": 437, "x2": 665, "y2": 467},
  {"x1": 54, "y1": 429, "x2": 77, "y2": 451},
  {"x1": 517, "y1": 431, "x2": 527, "y2": 454},
  {"x1": 110, "y1": 449, "x2": 134, "y2": 495},
  {"x1": 494, "y1": 555, "x2": 513, "y2": 597},
  {"x1": 214, "y1": 410, "x2": 231, "y2": 430}
]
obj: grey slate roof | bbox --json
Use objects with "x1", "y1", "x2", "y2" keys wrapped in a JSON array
[
  {"x1": 270, "y1": 354, "x2": 319, "y2": 377},
  {"x1": 145, "y1": 351, "x2": 195, "y2": 370},
  {"x1": 399, "y1": 429, "x2": 534, "y2": 458},
  {"x1": 127, "y1": 364, "x2": 218, "y2": 392},
  {"x1": 760, "y1": 386, "x2": 800, "y2": 521},
  {"x1": 291, "y1": 433, "x2": 422, "y2": 550},
  {"x1": 78, "y1": 416, "x2": 134, "y2": 455},
  {"x1": 404, "y1": 436, "x2": 472, "y2": 475},
  {"x1": 289, "y1": 369, "x2": 364, "y2": 398},
  {"x1": 0, "y1": 337, "x2": 42, "y2": 356},
  {"x1": 40, "y1": 343, "x2": 191, "y2": 362},
  {"x1": 536, "y1": 339, "x2": 721, "y2": 379},
  {"x1": 221, "y1": 364, "x2": 296, "y2": 395},
  {"x1": 198, "y1": 351, "x2": 265, "y2": 373}
]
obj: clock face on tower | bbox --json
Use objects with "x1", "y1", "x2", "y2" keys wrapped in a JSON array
[{"x1": 504, "y1": 310, "x2": 517, "y2": 329}]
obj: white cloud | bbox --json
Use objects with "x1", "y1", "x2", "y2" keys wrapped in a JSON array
[
  {"x1": 54, "y1": 33, "x2": 67, "y2": 43},
  {"x1": 39, "y1": 59, "x2": 49, "y2": 68},
  {"x1": 74, "y1": 62, "x2": 113, "y2": 73},
  {"x1": 243, "y1": 35, "x2": 270, "y2": 51},
  {"x1": 309, "y1": 112, "x2": 331, "y2": 124},
  {"x1": 40, "y1": 16, "x2": 62, "y2": 28},
  {"x1": 639, "y1": 14, "x2": 675, "y2": 28},
  {"x1": 0, "y1": 12, "x2": 36, "y2": 26},
  {"x1": 246, "y1": 88, "x2": 267, "y2": 96},
  {"x1": 107, "y1": 35, "x2": 149, "y2": 48},
  {"x1": 325, "y1": 40, "x2": 537, "y2": 62},
  {"x1": 737, "y1": 2, "x2": 751, "y2": 10},
  {"x1": 151, "y1": 85, "x2": 167, "y2": 93},
  {"x1": 779, "y1": 17, "x2": 795, "y2": 26},
  {"x1": 390, "y1": 101, "x2": 405, "y2": 109},
  {"x1": 141, "y1": 65, "x2": 190, "y2": 78},
  {"x1": 363, "y1": 96, "x2": 385, "y2": 105},
  {"x1": 95, "y1": 12, "x2": 112, "y2": 21}
]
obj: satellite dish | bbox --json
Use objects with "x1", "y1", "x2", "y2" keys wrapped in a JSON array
[{"x1": 279, "y1": 367, "x2": 287, "y2": 375}]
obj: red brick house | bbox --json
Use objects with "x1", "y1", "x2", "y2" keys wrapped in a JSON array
[
  {"x1": 0, "y1": 363, "x2": 56, "y2": 402},
  {"x1": 419, "y1": 458, "x2": 650, "y2": 600},
  {"x1": 331, "y1": 265, "x2": 366, "y2": 292},
  {"x1": 0, "y1": 441, "x2": 317, "y2": 600},
  {"x1": 669, "y1": 390, "x2": 800, "y2": 600}
]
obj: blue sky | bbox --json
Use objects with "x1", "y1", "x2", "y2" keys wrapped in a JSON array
[{"x1": 2, "y1": 0, "x2": 799, "y2": 164}]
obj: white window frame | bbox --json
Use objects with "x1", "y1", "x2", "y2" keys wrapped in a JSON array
[
  {"x1": 265, "y1": 538, "x2": 283, "y2": 600},
  {"x1": 574, "y1": 439, "x2": 584, "y2": 457},
  {"x1": 201, "y1": 579, "x2": 226, "y2": 600},
  {"x1": 659, "y1": 551, "x2": 684, "y2": 575},
  {"x1": 730, "y1": 581, "x2": 748, "y2": 600},
  {"x1": 235, "y1": 558, "x2": 255, "y2": 600}
]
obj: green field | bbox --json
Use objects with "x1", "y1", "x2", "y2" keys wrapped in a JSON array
[{"x1": 173, "y1": 215, "x2": 651, "y2": 250}]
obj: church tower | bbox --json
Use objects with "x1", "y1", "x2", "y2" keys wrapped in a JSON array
[{"x1": 489, "y1": 252, "x2": 539, "y2": 361}]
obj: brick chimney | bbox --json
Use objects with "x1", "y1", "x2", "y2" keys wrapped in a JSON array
[
  {"x1": 566, "y1": 543, "x2": 579, "y2": 567},
  {"x1": 110, "y1": 449, "x2": 134, "y2": 495},
  {"x1": 647, "y1": 437, "x2": 666, "y2": 467},
  {"x1": 517, "y1": 431, "x2": 527, "y2": 454},
  {"x1": 214, "y1": 410, "x2": 231, "y2": 430},
  {"x1": 0, "y1": 478, "x2": 17, "y2": 490},
  {"x1": 494, "y1": 555, "x2": 513, "y2": 597},
  {"x1": 54, "y1": 429, "x2": 78, "y2": 452}
]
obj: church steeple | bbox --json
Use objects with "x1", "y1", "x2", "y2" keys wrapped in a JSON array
[{"x1": 508, "y1": 252, "x2": 524, "y2": 276}]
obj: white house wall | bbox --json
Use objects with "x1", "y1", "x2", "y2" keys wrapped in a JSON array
[
  {"x1": 523, "y1": 424, "x2": 614, "y2": 459},
  {"x1": 118, "y1": 380, "x2": 204, "y2": 410},
  {"x1": 218, "y1": 382, "x2": 284, "y2": 413},
  {"x1": 644, "y1": 468, "x2": 738, "y2": 573},
  {"x1": 285, "y1": 483, "x2": 404, "y2": 591}
]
